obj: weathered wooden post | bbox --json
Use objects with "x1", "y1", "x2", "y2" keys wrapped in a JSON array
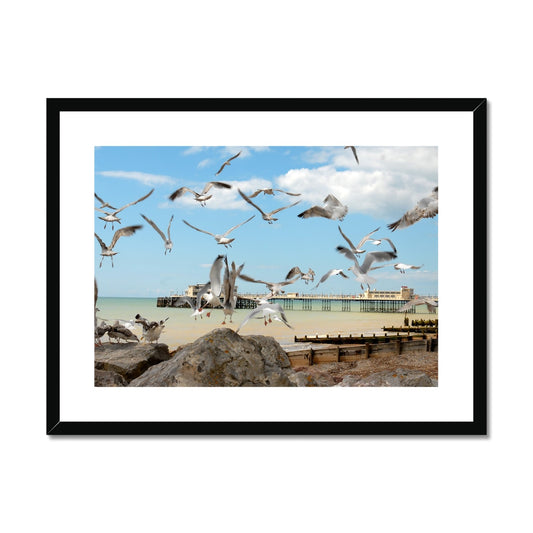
[
  {"x1": 365, "y1": 342, "x2": 371, "y2": 358},
  {"x1": 396, "y1": 338, "x2": 402, "y2": 355}
]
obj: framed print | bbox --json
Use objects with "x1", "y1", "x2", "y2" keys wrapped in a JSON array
[{"x1": 47, "y1": 98, "x2": 487, "y2": 435}]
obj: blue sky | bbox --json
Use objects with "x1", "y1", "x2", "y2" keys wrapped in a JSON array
[{"x1": 94, "y1": 146, "x2": 438, "y2": 297}]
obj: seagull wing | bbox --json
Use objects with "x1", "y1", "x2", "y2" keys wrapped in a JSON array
[
  {"x1": 169, "y1": 187, "x2": 196, "y2": 201},
  {"x1": 108, "y1": 224, "x2": 143, "y2": 250},
  {"x1": 286, "y1": 266, "x2": 303, "y2": 280},
  {"x1": 338, "y1": 225, "x2": 359, "y2": 253},
  {"x1": 269, "y1": 200, "x2": 301, "y2": 216},
  {"x1": 202, "y1": 181, "x2": 232, "y2": 194},
  {"x1": 323, "y1": 194, "x2": 343, "y2": 208},
  {"x1": 94, "y1": 232, "x2": 107, "y2": 251},
  {"x1": 274, "y1": 189, "x2": 301, "y2": 196},
  {"x1": 209, "y1": 254, "x2": 226, "y2": 296},
  {"x1": 141, "y1": 214, "x2": 166, "y2": 241},
  {"x1": 222, "y1": 215, "x2": 255, "y2": 236},
  {"x1": 114, "y1": 189, "x2": 154, "y2": 214},
  {"x1": 336, "y1": 245, "x2": 357, "y2": 262},
  {"x1": 182, "y1": 219, "x2": 214, "y2": 237},
  {"x1": 175, "y1": 296, "x2": 195, "y2": 309},
  {"x1": 238, "y1": 189, "x2": 266, "y2": 216},
  {"x1": 356, "y1": 227, "x2": 381, "y2": 251},
  {"x1": 227, "y1": 151, "x2": 242, "y2": 162},
  {"x1": 94, "y1": 206, "x2": 111, "y2": 215},
  {"x1": 298, "y1": 206, "x2": 330, "y2": 219},
  {"x1": 248, "y1": 189, "x2": 263, "y2": 198},
  {"x1": 236, "y1": 305, "x2": 265, "y2": 333},
  {"x1": 167, "y1": 215, "x2": 174, "y2": 240},
  {"x1": 360, "y1": 250, "x2": 397, "y2": 273}
]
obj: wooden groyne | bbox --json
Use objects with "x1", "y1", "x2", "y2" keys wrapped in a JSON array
[{"x1": 287, "y1": 332, "x2": 437, "y2": 367}]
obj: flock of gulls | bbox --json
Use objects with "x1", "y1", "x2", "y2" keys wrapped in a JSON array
[{"x1": 95, "y1": 147, "x2": 438, "y2": 345}]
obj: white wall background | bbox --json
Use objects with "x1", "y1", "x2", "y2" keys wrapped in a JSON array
[{"x1": 1, "y1": 2, "x2": 525, "y2": 532}]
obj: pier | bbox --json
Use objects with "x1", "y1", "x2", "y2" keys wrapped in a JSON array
[{"x1": 157, "y1": 294, "x2": 434, "y2": 313}]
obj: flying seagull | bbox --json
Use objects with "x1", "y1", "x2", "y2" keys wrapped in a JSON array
[
  {"x1": 298, "y1": 194, "x2": 348, "y2": 221},
  {"x1": 337, "y1": 225, "x2": 381, "y2": 256},
  {"x1": 215, "y1": 151, "x2": 242, "y2": 176},
  {"x1": 313, "y1": 269, "x2": 349, "y2": 289},
  {"x1": 221, "y1": 257, "x2": 244, "y2": 324},
  {"x1": 248, "y1": 188, "x2": 301, "y2": 198},
  {"x1": 344, "y1": 146, "x2": 359, "y2": 164},
  {"x1": 182, "y1": 215, "x2": 254, "y2": 247},
  {"x1": 238, "y1": 189, "x2": 301, "y2": 223},
  {"x1": 397, "y1": 297, "x2": 438, "y2": 314},
  {"x1": 285, "y1": 266, "x2": 315, "y2": 284},
  {"x1": 94, "y1": 225, "x2": 143, "y2": 268},
  {"x1": 141, "y1": 214, "x2": 174, "y2": 254},
  {"x1": 169, "y1": 181, "x2": 232, "y2": 206},
  {"x1": 388, "y1": 186, "x2": 438, "y2": 231},
  {"x1": 238, "y1": 273, "x2": 298, "y2": 298},
  {"x1": 394, "y1": 263, "x2": 423, "y2": 274},
  {"x1": 94, "y1": 193, "x2": 116, "y2": 211},
  {"x1": 236, "y1": 302, "x2": 294, "y2": 333},
  {"x1": 94, "y1": 189, "x2": 154, "y2": 230}
]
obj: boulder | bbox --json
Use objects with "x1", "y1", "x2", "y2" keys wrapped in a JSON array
[
  {"x1": 94, "y1": 369, "x2": 128, "y2": 387},
  {"x1": 95, "y1": 343, "x2": 172, "y2": 383},
  {"x1": 337, "y1": 368, "x2": 436, "y2": 387},
  {"x1": 129, "y1": 328, "x2": 318, "y2": 387}
]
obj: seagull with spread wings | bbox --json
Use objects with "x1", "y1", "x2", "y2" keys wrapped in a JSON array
[
  {"x1": 248, "y1": 188, "x2": 301, "y2": 198},
  {"x1": 298, "y1": 194, "x2": 348, "y2": 221},
  {"x1": 94, "y1": 225, "x2": 143, "y2": 268},
  {"x1": 236, "y1": 302, "x2": 293, "y2": 333},
  {"x1": 222, "y1": 257, "x2": 244, "y2": 324},
  {"x1": 169, "y1": 181, "x2": 232, "y2": 206},
  {"x1": 94, "y1": 189, "x2": 154, "y2": 230},
  {"x1": 394, "y1": 263, "x2": 423, "y2": 274},
  {"x1": 215, "y1": 151, "x2": 242, "y2": 176},
  {"x1": 238, "y1": 189, "x2": 301, "y2": 223},
  {"x1": 344, "y1": 146, "x2": 359, "y2": 164},
  {"x1": 182, "y1": 216, "x2": 254, "y2": 247},
  {"x1": 141, "y1": 214, "x2": 174, "y2": 254},
  {"x1": 313, "y1": 269, "x2": 349, "y2": 289},
  {"x1": 397, "y1": 297, "x2": 438, "y2": 314},
  {"x1": 337, "y1": 225, "x2": 381, "y2": 256},
  {"x1": 286, "y1": 266, "x2": 316, "y2": 284},
  {"x1": 388, "y1": 186, "x2": 438, "y2": 231},
  {"x1": 238, "y1": 273, "x2": 298, "y2": 298}
]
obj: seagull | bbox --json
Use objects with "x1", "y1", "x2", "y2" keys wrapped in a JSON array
[
  {"x1": 394, "y1": 263, "x2": 423, "y2": 274},
  {"x1": 397, "y1": 297, "x2": 438, "y2": 314},
  {"x1": 285, "y1": 266, "x2": 315, "y2": 284},
  {"x1": 313, "y1": 269, "x2": 349, "y2": 289},
  {"x1": 215, "y1": 151, "x2": 242, "y2": 176},
  {"x1": 248, "y1": 188, "x2": 301, "y2": 198},
  {"x1": 141, "y1": 214, "x2": 174, "y2": 254},
  {"x1": 238, "y1": 273, "x2": 298, "y2": 298},
  {"x1": 222, "y1": 257, "x2": 244, "y2": 324},
  {"x1": 336, "y1": 240, "x2": 398, "y2": 290},
  {"x1": 108, "y1": 322, "x2": 140, "y2": 343},
  {"x1": 134, "y1": 316, "x2": 168, "y2": 343},
  {"x1": 173, "y1": 296, "x2": 206, "y2": 319},
  {"x1": 94, "y1": 189, "x2": 154, "y2": 230},
  {"x1": 238, "y1": 189, "x2": 301, "y2": 223},
  {"x1": 388, "y1": 186, "x2": 438, "y2": 231},
  {"x1": 169, "y1": 181, "x2": 232, "y2": 206},
  {"x1": 95, "y1": 321, "x2": 112, "y2": 345},
  {"x1": 94, "y1": 193, "x2": 116, "y2": 211},
  {"x1": 94, "y1": 278, "x2": 100, "y2": 345},
  {"x1": 236, "y1": 302, "x2": 294, "y2": 333},
  {"x1": 197, "y1": 254, "x2": 226, "y2": 310},
  {"x1": 344, "y1": 146, "x2": 359, "y2": 164},
  {"x1": 337, "y1": 225, "x2": 381, "y2": 256},
  {"x1": 298, "y1": 194, "x2": 348, "y2": 221},
  {"x1": 182, "y1": 216, "x2": 254, "y2": 247},
  {"x1": 94, "y1": 225, "x2": 143, "y2": 267}
]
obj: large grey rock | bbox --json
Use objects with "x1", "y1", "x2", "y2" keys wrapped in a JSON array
[
  {"x1": 95, "y1": 343, "x2": 172, "y2": 383},
  {"x1": 129, "y1": 328, "x2": 318, "y2": 387},
  {"x1": 95, "y1": 369, "x2": 128, "y2": 387},
  {"x1": 337, "y1": 368, "x2": 436, "y2": 387}
]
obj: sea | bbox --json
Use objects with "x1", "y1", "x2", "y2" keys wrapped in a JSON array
[{"x1": 96, "y1": 297, "x2": 437, "y2": 350}]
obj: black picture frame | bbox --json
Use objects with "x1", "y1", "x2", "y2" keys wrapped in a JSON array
[{"x1": 47, "y1": 98, "x2": 487, "y2": 436}]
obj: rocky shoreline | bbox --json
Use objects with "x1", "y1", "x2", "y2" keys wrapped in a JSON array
[{"x1": 95, "y1": 327, "x2": 437, "y2": 387}]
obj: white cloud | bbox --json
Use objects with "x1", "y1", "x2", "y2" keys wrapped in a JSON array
[
  {"x1": 98, "y1": 170, "x2": 175, "y2": 186},
  {"x1": 275, "y1": 146, "x2": 437, "y2": 219},
  {"x1": 197, "y1": 158, "x2": 211, "y2": 168},
  {"x1": 182, "y1": 146, "x2": 206, "y2": 155}
]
